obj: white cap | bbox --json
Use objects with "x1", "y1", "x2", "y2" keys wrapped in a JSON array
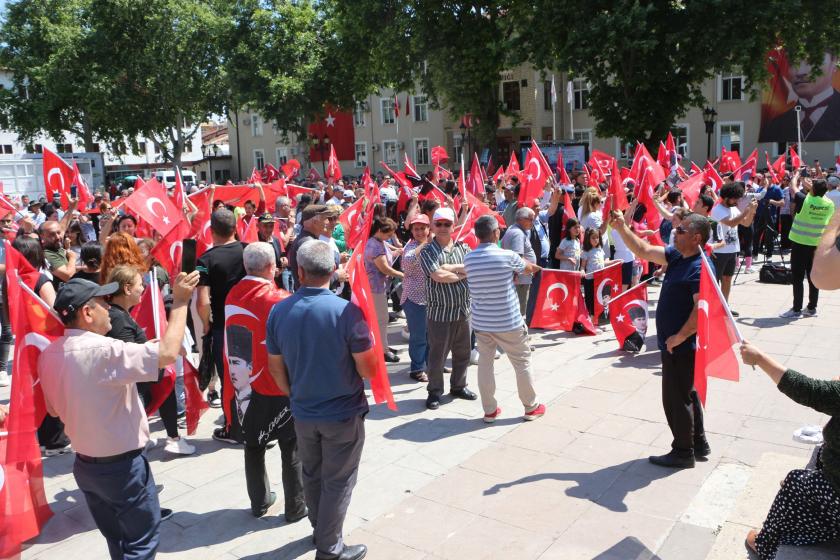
[
  {"x1": 432, "y1": 207, "x2": 456, "y2": 223},
  {"x1": 343, "y1": 189, "x2": 355, "y2": 197}
]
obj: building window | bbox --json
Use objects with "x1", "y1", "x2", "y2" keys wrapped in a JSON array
[
  {"x1": 353, "y1": 101, "x2": 366, "y2": 127},
  {"x1": 719, "y1": 122, "x2": 742, "y2": 155},
  {"x1": 543, "y1": 80, "x2": 554, "y2": 111},
  {"x1": 573, "y1": 78, "x2": 589, "y2": 110},
  {"x1": 502, "y1": 81, "x2": 520, "y2": 111},
  {"x1": 1, "y1": 145, "x2": 12, "y2": 154},
  {"x1": 381, "y1": 98, "x2": 395, "y2": 125},
  {"x1": 414, "y1": 138, "x2": 430, "y2": 166},
  {"x1": 572, "y1": 129, "x2": 592, "y2": 155},
  {"x1": 34, "y1": 144, "x2": 43, "y2": 154},
  {"x1": 276, "y1": 148, "x2": 288, "y2": 165},
  {"x1": 138, "y1": 141, "x2": 147, "y2": 156},
  {"x1": 720, "y1": 73, "x2": 744, "y2": 101},
  {"x1": 616, "y1": 140, "x2": 634, "y2": 161},
  {"x1": 56, "y1": 143, "x2": 73, "y2": 153},
  {"x1": 254, "y1": 149, "x2": 265, "y2": 170},
  {"x1": 251, "y1": 114, "x2": 263, "y2": 137},
  {"x1": 382, "y1": 140, "x2": 399, "y2": 166},
  {"x1": 200, "y1": 170, "x2": 207, "y2": 181},
  {"x1": 670, "y1": 124, "x2": 689, "y2": 158},
  {"x1": 354, "y1": 142, "x2": 367, "y2": 168},
  {"x1": 413, "y1": 95, "x2": 428, "y2": 122},
  {"x1": 453, "y1": 135, "x2": 463, "y2": 164}
]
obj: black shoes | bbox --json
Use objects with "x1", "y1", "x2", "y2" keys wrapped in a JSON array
[
  {"x1": 252, "y1": 492, "x2": 276, "y2": 517},
  {"x1": 649, "y1": 451, "x2": 695, "y2": 469},
  {"x1": 384, "y1": 351, "x2": 400, "y2": 363},
  {"x1": 450, "y1": 388, "x2": 477, "y2": 401},
  {"x1": 316, "y1": 544, "x2": 367, "y2": 560},
  {"x1": 694, "y1": 438, "x2": 712, "y2": 458},
  {"x1": 285, "y1": 506, "x2": 308, "y2": 523},
  {"x1": 160, "y1": 508, "x2": 174, "y2": 522},
  {"x1": 426, "y1": 394, "x2": 441, "y2": 410}
]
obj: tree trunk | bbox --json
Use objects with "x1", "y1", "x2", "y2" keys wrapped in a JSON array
[{"x1": 82, "y1": 112, "x2": 97, "y2": 153}]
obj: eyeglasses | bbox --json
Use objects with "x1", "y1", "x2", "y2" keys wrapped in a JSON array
[{"x1": 433, "y1": 221, "x2": 453, "y2": 227}]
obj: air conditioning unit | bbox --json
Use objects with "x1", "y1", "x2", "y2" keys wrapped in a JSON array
[
  {"x1": 242, "y1": 117, "x2": 251, "y2": 126},
  {"x1": 371, "y1": 144, "x2": 380, "y2": 152}
]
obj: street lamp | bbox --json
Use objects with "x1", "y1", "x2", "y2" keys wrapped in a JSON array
[
  {"x1": 310, "y1": 134, "x2": 331, "y2": 176},
  {"x1": 459, "y1": 122, "x2": 466, "y2": 164},
  {"x1": 201, "y1": 143, "x2": 221, "y2": 184},
  {"x1": 703, "y1": 107, "x2": 717, "y2": 160}
]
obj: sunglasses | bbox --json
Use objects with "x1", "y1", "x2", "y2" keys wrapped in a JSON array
[{"x1": 433, "y1": 221, "x2": 453, "y2": 227}]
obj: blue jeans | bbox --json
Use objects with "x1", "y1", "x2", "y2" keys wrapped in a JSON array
[
  {"x1": 73, "y1": 452, "x2": 161, "y2": 560},
  {"x1": 280, "y1": 269, "x2": 294, "y2": 292},
  {"x1": 402, "y1": 300, "x2": 428, "y2": 373}
]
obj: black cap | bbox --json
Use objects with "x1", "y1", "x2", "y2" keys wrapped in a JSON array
[{"x1": 54, "y1": 278, "x2": 119, "y2": 322}]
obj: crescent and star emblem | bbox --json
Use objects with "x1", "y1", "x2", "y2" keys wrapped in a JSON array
[{"x1": 145, "y1": 198, "x2": 171, "y2": 225}]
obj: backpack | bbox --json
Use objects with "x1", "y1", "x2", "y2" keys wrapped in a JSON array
[{"x1": 759, "y1": 263, "x2": 791, "y2": 285}]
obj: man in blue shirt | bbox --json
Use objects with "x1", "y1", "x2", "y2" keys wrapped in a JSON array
[
  {"x1": 609, "y1": 211, "x2": 713, "y2": 469},
  {"x1": 266, "y1": 240, "x2": 376, "y2": 560}
]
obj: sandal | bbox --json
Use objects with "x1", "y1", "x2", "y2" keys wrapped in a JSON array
[{"x1": 409, "y1": 371, "x2": 428, "y2": 382}]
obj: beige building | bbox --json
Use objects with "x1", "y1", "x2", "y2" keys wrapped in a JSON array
[{"x1": 230, "y1": 68, "x2": 840, "y2": 181}]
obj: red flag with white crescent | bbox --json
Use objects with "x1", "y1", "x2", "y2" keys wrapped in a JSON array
[
  {"x1": 346, "y1": 243, "x2": 396, "y2": 410},
  {"x1": 123, "y1": 178, "x2": 182, "y2": 237},
  {"x1": 695, "y1": 251, "x2": 741, "y2": 406},
  {"x1": 591, "y1": 261, "x2": 623, "y2": 321},
  {"x1": 529, "y1": 269, "x2": 581, "y2": 331},
  {"x1": 42, "y1": 146, "x2": 73, "y2": 209},
  {"x1": 71, "y1": 160, "x2": 94, "y2": 211},
  {"x1": 703, "y1": 162, "x2": 724, "y2": 192},
  {"x1": 789, "y1": 145, "x2": 803, "y2": 169},
  {"x1": 608, "y1": 281, "x2": 650, "y2": 350},
  {"x1": 326, "y1": 145, "x2": 341, "y2": 184}
]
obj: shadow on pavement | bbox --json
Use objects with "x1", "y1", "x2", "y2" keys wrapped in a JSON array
[
  {"x1": 237, "y1": 534, "x2": 313, "y2": 560},
  {"x1": 738, "y1": 316, "x2": 794, "y2": 329},
  {"x1": 482, "y1": 459, "x2": 675, "y2": 513},
  {"x1": 592, "y1": 536, "x2": 662, "y2": 559},
  {"x1": 383, "y1": 416, "x2": 519, "y2": 442}
]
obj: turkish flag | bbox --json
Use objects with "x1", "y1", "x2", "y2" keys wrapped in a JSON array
[
  {"x1": 556, "y1": 149, "x2": 572, "y2": 185},
  {"x1": 590, "y1": 150, "x2": 613, "y2": 182},
  {"x1": 529, "y1": 269, "x2": 582, "y2": 331},
  {"x1": 519, "y1": 142, "x2": 551, "y2": 205},
  {"x1": 71, "y1": 160, "x2": 94, "y2": 211},
  {"x1": 635, "y1": 164, "x2": 664, "y2": 229},
  {"x1": 262, "y1": 163, "x2": 280, "y2": 183},
  {"x1": 183, "y1": 358, "x2": 209, "y2": 436},
  {"x1": 309, "y1": 109, "x2": 355, "y2": 161},
  {"x1": 123, "y1": 178, "x2": 182, "y2": 237},
  {"x1": 562, "y1": 190, "x2": 575, "y2": 229},
  {"x1": 241, "y1": 216, "x2": 259, "y2": 243},
  {"x1": 592, "y1": 261, "x2": 623, "y2": 320},
  {"x1": 186, "y1": 187, "x2": 214, "y2": 257},
  {"x1": 603, "y1": 159, "x2": 629, "y2": 220},
  {"x1": 171, "y1": 166, "x2": 187, "y2": 212},
  {"x1": 695, "y1": 251, "x2": 740, "y2": 406},
  {"x1": 733, "y1": 155, "x2": 757, "y2": 183},
  {"x1": 690, "y1": 162, "x2": 703, "y2": 175},
  {"x1": 130, "y1": 273, "x2": 176, "y2": 415},
  {"x1": 789, "y1": 145, "x2": 803, "y2": 169},
  {"x1": 630, "y1": 143, "x2": 665, "y2": 188},
  {"x1": 575, "y1": 293, "x2": 598, "y2": 335},
  {"x1": 720, "y1": 148, "x2": 742, "y2": 174},
  {"x1": 307, "y1": 167, "x2": 321, "y2": 181},
  {"x1": 42, "y1": 146, "x2": 73, "y2": 209},
  {"x1": 281, "y1": 159, "x2": 301, "y2": 179},
  {"x1": 339, "y1": 195, "x2": 370, "y2": 250},
  {"x1": 431, "y1": 145, "x2": 449, "y2": 166},
  {"x1": 326, "y1": 145, "x2": 341, "y2": 183},
  {"x1": 492, "y1": 165, "x2": 505, "y2": 185},
  {"x1": 0, "y1": 194, "x2": 18, "y2": 219},
  {"x1": 346, "y1": 243, "x2": 396, "y2": 410},
  {"x1": 703, "y1": 162, "x2": 724, "y2": 192},
  {"x1": 464, "y1": 154, "x2": 483, "y2": 197},
  {"x1": 403, "y1": 153, "x2": 423, "y2": 185},
  {"x1": 1, "y1": 243, "x2": 61, "y2": 556},
  {"x1": 677, "y1": 171, "x2": 706, "y2": 209},
  {"x1": 506, "y1": 151, "x2": 520, "y2": 177},
  {"x1": 608, "y1": 281, "x2": 650, "y2": 350},
  {"x1": 151, "y1": 227, "x2": 183, "y2": 279}
]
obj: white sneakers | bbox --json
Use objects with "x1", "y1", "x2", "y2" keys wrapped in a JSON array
[
  {"x1": 779, "y1": 309, "x2": 801, "y2": 318},
  {"x1": 0, "y1": 370, "x2": 9, "y2": 387},
  {"x1": 164, "y1": 437, "x2": 196, "y2": 455}
]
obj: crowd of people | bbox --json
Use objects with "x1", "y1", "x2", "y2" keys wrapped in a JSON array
[{"x1": 0, "y1": 152, "x2": 839, "y2": 560}]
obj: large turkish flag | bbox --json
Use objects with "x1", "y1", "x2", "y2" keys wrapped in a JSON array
[{"x1": 309, "y1": 108, "x2": 355, "y2": 162}]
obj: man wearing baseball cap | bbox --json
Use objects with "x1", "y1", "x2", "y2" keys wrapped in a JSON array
[
  {"x1": 418, "y1": 206, "x2": 477, "y2": 410},
  {"x1": 287, "y1": 204, "x2": 348, "y2": 291},
  {"x1": 38, "y1": 273, "x2": 199, "y2": 558}
]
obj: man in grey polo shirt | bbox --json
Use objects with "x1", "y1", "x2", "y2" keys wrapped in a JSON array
[
  {"x1": 464, "y1": 215, "x2": 545, "y2": 423},
  {"x1": 500, "y1": 207, "x2": 537, "y2": 315}
]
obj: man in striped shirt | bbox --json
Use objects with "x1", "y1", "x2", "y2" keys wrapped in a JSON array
[
  {"x1": 419, "y1": 207, "x2": 476, "y2": 410},
  {"x1": 463, "y1": 215, "x2": 546, "y2": 423}
]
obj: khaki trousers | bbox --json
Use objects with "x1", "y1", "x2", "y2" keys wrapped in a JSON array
[{"x1": 475, "y1": 325, "x2": 538, "y2": 415}]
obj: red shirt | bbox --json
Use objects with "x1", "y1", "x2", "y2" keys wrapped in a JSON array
[{"x1": 224, "y1": 276, "x2": 290, "y2": 396}]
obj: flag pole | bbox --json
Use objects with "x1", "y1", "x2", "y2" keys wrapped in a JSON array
[
  {"x1": 567, "y1": 77, "x2": 575, "y2": 139},
  {"x1": 551, "y1": 74, "x2": 557, "y2": 141}
]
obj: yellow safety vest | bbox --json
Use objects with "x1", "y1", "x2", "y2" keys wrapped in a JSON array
[{"x1": 789, "y1": 194, "x2": 835, "y2": 247}]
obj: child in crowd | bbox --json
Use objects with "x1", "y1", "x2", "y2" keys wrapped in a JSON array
[
  {"x1": 556, "y1": 218, "x2": 581, "y2": 271},
  {"x1": 581, "y1": 228, "x2": 614, "y2": 317}
]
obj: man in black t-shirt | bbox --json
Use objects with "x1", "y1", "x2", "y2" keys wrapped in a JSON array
[{"x1": 196, "y1": 208, "x2": 246, "y2": 443}]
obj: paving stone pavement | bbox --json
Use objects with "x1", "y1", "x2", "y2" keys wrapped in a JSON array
[{"x1": 6, "y1": 264, "x2": 840, "y2": 560}]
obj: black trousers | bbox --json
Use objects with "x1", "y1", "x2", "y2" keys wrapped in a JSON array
[
  {"x1": 790, "y1": 241, "x2": 818, "y2": 312},
  {"x1": 242, "y1": 392, "x2": 305, "y2": 516},
  {"x1": 780, "y1": 214, "x2": 793, "y2": 250},
  {"x1": 138, "y1": 382, "x2": 179, "y2": 439},
  {"x1": 37, "y1": 414, "x2": 71, "y2": 449},
  {"x1": 661, "y1": 348, "x2": 705, "y2": 454}
]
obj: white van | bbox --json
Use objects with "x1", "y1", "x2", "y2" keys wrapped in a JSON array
[{"x1": 158, "y1": 170, "x2": 197, "y2": 188}]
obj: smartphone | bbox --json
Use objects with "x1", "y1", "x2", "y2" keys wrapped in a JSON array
[
  {"x1": 70, "y1": 185, "x2": 78, "y2": 198},
  {"x1": 181, "y1": 239, "x2": 197, "y2": 274}
]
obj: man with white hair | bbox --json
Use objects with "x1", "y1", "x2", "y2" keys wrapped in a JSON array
[
  {"x1": 267, "y1": 240, "x2": 376, "y2": 560},
  {"x1": 501, "y1": 206, "x2": 538, "y2": 315},
  {"x1": 224, "y1": 242, "x2": 306, "y2": 521}
]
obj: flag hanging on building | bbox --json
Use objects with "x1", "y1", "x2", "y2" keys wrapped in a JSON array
[{"x1": 308, "y1": 108, "x2": 355, "y2": 162}]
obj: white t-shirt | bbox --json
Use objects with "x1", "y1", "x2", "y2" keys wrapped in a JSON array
[
  {"x1": 826, "y1": 189, "x2": 840, "y2": 209},
  {"x1": 711, "y1": 204, "x2": 741, "y2": 254},
  {"x1": 612, "y1": 230, "x2": 635, "y2": 262}
]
